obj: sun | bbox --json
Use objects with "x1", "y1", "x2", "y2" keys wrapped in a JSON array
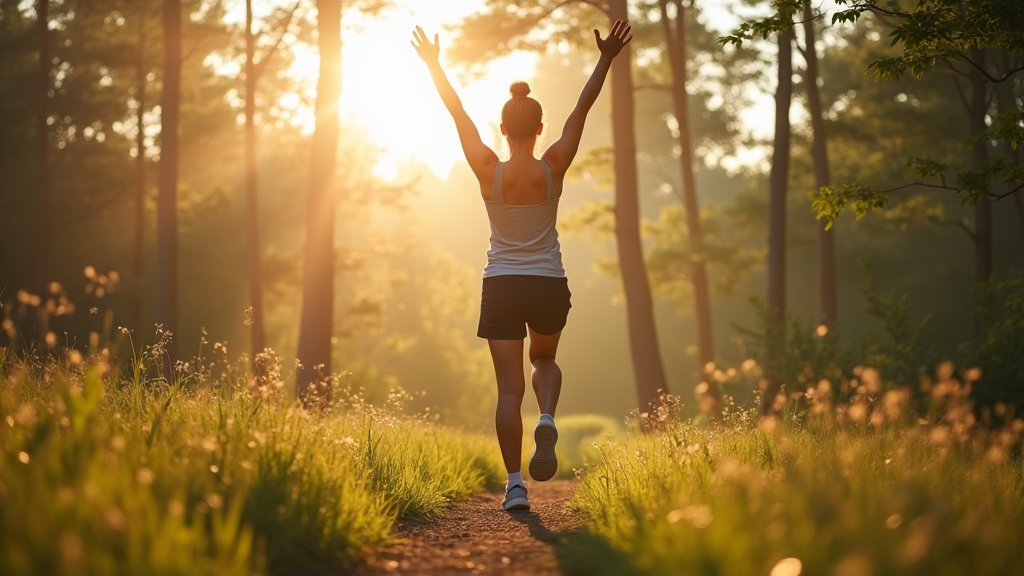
[
  {"x1": 280, "y1": 1, "x2": 538, "y2": 181},
  {"x1": 343, "y1": 5, "x2": 538, "y2": 180}
]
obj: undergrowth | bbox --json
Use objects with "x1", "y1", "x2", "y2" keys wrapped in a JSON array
[
  {"x1": 0, "y1": 340, "x2": 502, "y2": 575},
  {"x1": 569, "y1": 368, "x2": 1024, "y2": 576}
]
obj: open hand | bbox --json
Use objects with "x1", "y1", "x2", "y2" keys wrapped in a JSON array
[
  {"x1": 594, "y1": 19, "x2": 633, "y2": 59},
  {"x1": 411, "y1": 25, "x2": 439, "y2": 65}
]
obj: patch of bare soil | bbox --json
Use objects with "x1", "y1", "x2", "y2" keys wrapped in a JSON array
[{"x1": 352, "y1": 480, "x2": 583, "y2": 575}]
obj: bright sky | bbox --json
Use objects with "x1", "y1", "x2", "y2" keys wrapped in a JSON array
[{"x1": 227, "y1": 0, "x2": 767, "y2": 180}]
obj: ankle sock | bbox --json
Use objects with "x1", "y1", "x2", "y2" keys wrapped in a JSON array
[
  {"x1": 507, "y1": 471, "x2": 524, "y2": 489},
  {"x1": 539, "y1": 413, "x2": 555, "y2": 426}
]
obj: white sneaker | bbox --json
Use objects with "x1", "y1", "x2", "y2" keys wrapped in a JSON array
[
  {"x1": 502, "y1": 483, "x2": 530, "y2": 511},
  {"x1": 529, "y1": 419, "x2": 558, "y2": 481}
]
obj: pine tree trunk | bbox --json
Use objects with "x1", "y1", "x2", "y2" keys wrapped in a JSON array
[
  {"x1": 156, "y1": 0, "x2": 181, "y2": 360},
  {"x1": 802, "y1": 1, "x2": 837, "y2": 328},
  {"x1": 133, "y1": 4, "x2": 147, "y2": 336},
  {"x1": 969, "y1": 47, "x2": 991, "y2": 337},
  {"x1": 994, "y1": 51, "x2": 1023, "y2": 252},
  {"x1": 35, "y1": 0, "x2": 51, "y2": 347},
  {"x1": 761, "y1": 26, "x2": 794, "y2": 416},
  {"x1": 608, "y1": 0, "x2": 669, "y2": 411},
  {"x1": 659, "y1": 0, "x2": 717, "y2": 413},
  {"x1": 296, "y1": 0, "x2": 342, "y2": 409},
  {"x1": 245, "y1": 0, "x2": 267, "y2": 365}
]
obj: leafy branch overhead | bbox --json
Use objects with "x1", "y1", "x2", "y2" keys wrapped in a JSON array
[
  {"x1": 724, "y1": 0, "x2": 1024, "y2": 227},
  {"x1": 813, "y1": 156, "x2": 1024, "y2": 229}
]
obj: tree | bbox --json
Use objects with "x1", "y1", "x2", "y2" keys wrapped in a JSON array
[
  {"x1": 132, "y1": 0, "x2": 152, "y2": 336},
  {"x1": 156, "y1": 0, "x2": 181, "y2": 359},
  {"x1": 243, "y1": 1, "x2": 299, "y2": 367},
  {"x1": 656, "y1": 0, "x2": 717, "y2": 412},
  {"x1": 35, "y1": 0, "x2": 51, "y2": 303},
  {"x1": 454, "y1": 0, "x2": 670, "y2": 409},
  {"x1": 762, "y1": 23, "x2": 795, "y2": 416},
  {"x1": 800, "y1": 0, "x2": 837, "y2": 327},
  {"x1": 296, "y1": 0, "x2": 342, "y2": 408}
]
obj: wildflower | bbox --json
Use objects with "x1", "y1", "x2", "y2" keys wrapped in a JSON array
[
  {"x1": 17, "y1": 451, "x2": 30, "y2": 464},
  {"x1": 136, "y1": 467, "x2": 155, "y2": 485},
  {"x1": 770, "y1": 557, "x2": 802, "y2": 576}
]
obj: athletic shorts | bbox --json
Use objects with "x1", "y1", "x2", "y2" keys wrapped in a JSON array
[{"x1": 477, "y1": 275, "x2": 572, "y2": 340}]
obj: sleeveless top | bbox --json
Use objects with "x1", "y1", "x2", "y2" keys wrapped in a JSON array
[{"x1": 482, "y1": 160, "x2": 566, "y2": 278}]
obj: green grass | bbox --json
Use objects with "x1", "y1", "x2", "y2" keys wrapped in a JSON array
[
  {"x1": 569, "y1": 383, "x2": 1024, "y2": 576},
  {"x1": 0, "y1": 349, "x2": 502, "y2": 575}
]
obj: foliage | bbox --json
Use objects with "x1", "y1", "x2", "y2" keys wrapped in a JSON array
[
  {"x1": 562, "y1": 201, "x2": 763, "y2": 313},
  {"x1": 569, "y1": 382, "x2": 1024, "y2": 575},
  {"x1": 0, "y1": 342, "x2": 502, "y2": 575},
  {"x1": 962, "y1": 277, "x2": 1024, "y2": 408}
]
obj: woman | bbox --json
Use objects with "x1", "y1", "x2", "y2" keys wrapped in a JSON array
[{"x1": 412, "y1": 20, "x2": 632, "y2": 512}]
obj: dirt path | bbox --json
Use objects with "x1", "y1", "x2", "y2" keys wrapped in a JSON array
[{"x1": 353, "y1": 480, "x2": 583, "y2": 576}]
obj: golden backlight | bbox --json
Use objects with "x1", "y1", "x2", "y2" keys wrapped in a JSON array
[{"x1": 284, "y1": 1, "x2": 538, "y2": 180}]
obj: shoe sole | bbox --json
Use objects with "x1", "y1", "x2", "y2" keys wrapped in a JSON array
[
  {"x1": 503, "y1": 497, "x2": 530, "y2": 512},
  {"x1": 529, "y1": 423, "x2": 558, "y2": 481}
]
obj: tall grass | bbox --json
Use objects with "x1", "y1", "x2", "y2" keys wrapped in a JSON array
[
  {"x1": 0, "y1": 342, "x2": 502, "y2": 575},
  {"x1": 569, "y1": 367, "x2": 1024, "y2": 576}
]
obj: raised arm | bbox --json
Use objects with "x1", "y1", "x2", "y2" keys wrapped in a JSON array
[
  {"x1": 411, "y1": 26, "x2": 497, "y2": 181},
  {"x1": 542, "y1": 20, "x2": 632, "y2": 176}
]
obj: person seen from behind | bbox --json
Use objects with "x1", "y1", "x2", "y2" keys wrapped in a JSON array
[{"x1": 411, "y1": 20, "x2": 633, "y2": 512}]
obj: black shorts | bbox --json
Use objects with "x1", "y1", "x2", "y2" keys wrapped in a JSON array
[{"x1": 477, "y1": 275, "x2": 572, "y2": 340}]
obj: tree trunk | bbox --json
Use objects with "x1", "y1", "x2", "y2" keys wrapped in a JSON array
[
  {"x1": 802, "y1": 0, "x2": 837, "y2": 328},
  {"x1": 156, "y1": 0, "x2": 181, "y2": 360},
  {"x1": 296, "y1": 0, "x2": 342, "y2": 409},
  {"x1": 658, "y1": 0, "x2": 716, "y2": 413},
  {"x1": 969, "y1": 47, "x2": 992, "y2": 338},
  {"x1": 761, "y1": 26, "x2": 794, "y2": 416},
  {"x1": 35, "y1": 0, "x2": 51, "y2": 347},
  {"x1": 994, "y1": 50, "x2": 1024, "y2": 251},
  {"x1": 133, "y1": 4, "x2": 147, "y2": 336},
  {"x1": 608, "y1": 0, "x2": 669, "y2": 411},
  {"x1": 245, "y1": 0, "x2": 267, "y2": 365}
]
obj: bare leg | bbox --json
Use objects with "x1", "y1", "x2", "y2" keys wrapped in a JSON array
[
  {"x1": 488, "y1": 338, "x2": 525, "y2": 474},
  {"x1": 528, "y1": 328, "x2": 562, "y2": 416}
]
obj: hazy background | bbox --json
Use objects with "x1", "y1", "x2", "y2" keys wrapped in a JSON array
[{"x1": 1, "y1": 0, "x2": 1020, "y2": 426}]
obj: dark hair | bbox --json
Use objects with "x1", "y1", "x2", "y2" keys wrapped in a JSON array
[{"x1": 501, "y1": 81, "x2": 543, "y2": 140}]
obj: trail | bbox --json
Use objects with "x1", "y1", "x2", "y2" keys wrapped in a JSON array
[{"x1": 353, "y1": 480, "x2": 583, "y2": 575}]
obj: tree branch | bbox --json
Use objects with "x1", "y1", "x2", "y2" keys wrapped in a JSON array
[{"x1": 253, "y1": 2, "x2": 301, "y2": 82}]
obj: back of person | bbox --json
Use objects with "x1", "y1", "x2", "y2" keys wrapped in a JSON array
[{"x1": 483, "y1": 159, "x2": 564, "y2": 279}]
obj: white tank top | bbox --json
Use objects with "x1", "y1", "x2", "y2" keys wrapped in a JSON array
[{"x1": 482, "y1": 160, "x2": 565, "y2": 278}]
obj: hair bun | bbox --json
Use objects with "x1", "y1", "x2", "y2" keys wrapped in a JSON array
[{"x1": 509, "y1": 81, "x2": 531, "y2": 99}]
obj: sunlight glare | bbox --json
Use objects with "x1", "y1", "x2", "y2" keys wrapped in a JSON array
[{"x1": 342, "y1": 4, "x2": 537, "y2": 180}]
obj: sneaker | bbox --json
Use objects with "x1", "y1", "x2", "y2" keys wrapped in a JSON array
[
  {"x1": 529, "y1": 418, "x2": 558, "y2": 481},
  {"x1": 502, "y1": 483, "x2": 530, "y2": 511}
]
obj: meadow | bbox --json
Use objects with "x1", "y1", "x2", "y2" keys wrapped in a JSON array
[
  {"x1": 0, "y1": 338, "x2": 503, "y2": 575},
  {"x1": 5, "y1": 330, "x2": 1022, "y2": 576},
  {"x1": 568, "y1": 366, "x2": 1024, "y2": 576}
]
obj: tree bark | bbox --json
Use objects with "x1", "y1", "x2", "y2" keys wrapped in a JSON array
[
  {"x1": 244, "y1": 0, "x2": 267, "y2": 365},
  {"x1": 761, "y1": 25, "x2": 794, "y2": 416},
  {"x1": 608, "y1": 0, "x2": 669, "y2": 411},
  {"x1": 658, "y1": 0, "x2": 716, "y2": 413},
  {"x1": 802, "y1": 0, "x2": 837, "y2": 328},
  {"x1": 133, "y1": 3, "x2": 147, "y2": 336},
  {"x1": 969, "y1": 47, "x2": 991, "y2": 338},
  {"x1": 994, "y1": 50, "x2": 1023, "y2": 251},
  {"x1": 35, "y1": 0, "x2": 51, "y2": 347},
  {"x1": 296, "y1": 0, "x2": 342, "y2": 409},
  {"x1": 156, "y1": 0, "x2": 181, "y2": 359}
]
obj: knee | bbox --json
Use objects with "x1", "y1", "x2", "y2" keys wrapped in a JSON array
[{"x1": 496, "y1": 377, "x2": 526, "y2": 398}]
